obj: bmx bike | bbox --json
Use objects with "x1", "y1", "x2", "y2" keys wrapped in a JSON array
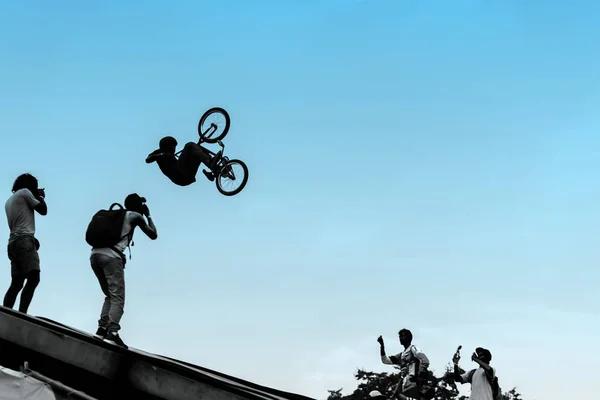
[{"x1": 180, "y1": 107, "x2": 249, "y2": 196}]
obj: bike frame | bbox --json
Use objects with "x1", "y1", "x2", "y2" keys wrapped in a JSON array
[{"x1": 174, "y1": 123, "x2": 224, "y2": 158}]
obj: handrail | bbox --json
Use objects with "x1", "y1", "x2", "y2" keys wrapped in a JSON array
[{"x1": 21, "y1": 362, "x2": 99, "y2": 400}]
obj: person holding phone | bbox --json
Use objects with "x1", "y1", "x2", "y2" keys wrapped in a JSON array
[{"x1": 453, "y1": 347, "x2": 499, "y2": 400}]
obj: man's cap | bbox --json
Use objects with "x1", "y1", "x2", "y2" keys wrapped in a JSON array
[
  {"x1": 124, "y1": 193, "x2": 146, "y2": 210},
  {"x1": 125, "y1": 193, "x2": 146, "y2": 203}
]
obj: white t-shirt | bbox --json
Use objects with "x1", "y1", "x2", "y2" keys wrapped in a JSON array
[
  {"x1": 5, "y1": 189, "x2": 40, "y2": 242},
  {"x1": 91, "y1": 211, "x2": 139, "y2": 260},
  {"x1": 461, "y1": 367, "x2": 495, "y2": 400}
]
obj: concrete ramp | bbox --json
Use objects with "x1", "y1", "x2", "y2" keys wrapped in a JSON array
[{"x1": 0, "y1": 306, "x2": 314, "y2": 400}]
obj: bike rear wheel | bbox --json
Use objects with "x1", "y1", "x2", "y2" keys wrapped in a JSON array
[
  {"x1": 198, "y1": 107, "x2": 230, "y2": 144},
  {"x1": 215, "y1": 159, "x2": 248, "y2": 196}
]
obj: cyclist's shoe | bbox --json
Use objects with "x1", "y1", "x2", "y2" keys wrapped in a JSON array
[
  {"x1": 202, "y1": 169, "x2": 215, "y2": 181},
  {"x1": 210, "y1": 151, "x2": 223, "y2": 170}
]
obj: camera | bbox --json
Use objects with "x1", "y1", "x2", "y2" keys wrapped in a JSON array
[{"x1": 140, "y1": 200, "x2": 149, "y2": 216}]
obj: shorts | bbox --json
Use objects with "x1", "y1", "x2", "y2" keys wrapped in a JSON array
[{"x1": 7, "y1": 235, "x2": 40, "y2": 278}]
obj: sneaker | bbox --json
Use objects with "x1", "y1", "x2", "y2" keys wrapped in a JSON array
[
  {"x1": 104, "y1": 332, "x2": 128, "y2": 349},
  {"x1": 202, "y1": 169, "x2": 215, "y2": 181},
  {"x1": 94, "y1": 327, "x2": 107, "y2": 339},
  {"x1": 209, "y1": 151, "x2": 223, "y2": 170}
]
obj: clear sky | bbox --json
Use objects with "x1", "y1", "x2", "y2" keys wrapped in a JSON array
[{"x1": 1, "y1": 1, "x2": 599, "y2": 399}]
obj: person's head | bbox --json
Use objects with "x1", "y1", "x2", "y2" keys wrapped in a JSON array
[
  {"x1": 124, "y1": 193, "x2": 146, "y2": 214},
  {"x1": 398, "y1": 329, "x2": 413, "y2": 347},
  {"x1": 159, "y1": 136, "x2": 178, "y2": 153},
  {"x1": 12, "y1": 173, "x2": 38, "y2": 193},
  {"x1": 475, "y1": 347, "x2": 492, "y2": 364}
]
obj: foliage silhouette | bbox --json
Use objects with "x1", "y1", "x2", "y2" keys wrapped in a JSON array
[{"x1": 326, "y1": 365, "x2": 524, "y2": 400}]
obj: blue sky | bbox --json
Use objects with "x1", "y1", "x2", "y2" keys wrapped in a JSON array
[{"x1": 1, "y1": 0, "x2": 599, "y2": 399}]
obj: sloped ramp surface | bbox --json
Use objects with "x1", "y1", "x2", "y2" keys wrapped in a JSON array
[{"x1": 0, "y1": 306, "x2": 314, "y2": 400}]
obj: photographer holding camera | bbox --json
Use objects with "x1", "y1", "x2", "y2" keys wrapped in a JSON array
[
  {"x1": 88, "y1": 193, "x2": 158, "y2": 348},
  {"x1": 3, "y1": 173, "x2": 47, "y2": 315}
]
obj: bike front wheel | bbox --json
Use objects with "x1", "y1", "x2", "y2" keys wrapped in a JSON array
[
  {"x1": 198, "y1": 107, "x2": 230, "y2": 144},
  {"x1": 215, "y1": 159, "x2": 248, "y2": 196}
]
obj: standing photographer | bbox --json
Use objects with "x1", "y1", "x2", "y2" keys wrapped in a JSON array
[
  {"x1": 89, "y1": 193, "x2": 158, "y2": 349},
  {"x1": 3, "y1": 173, "x2": 47, "y2": 314}
]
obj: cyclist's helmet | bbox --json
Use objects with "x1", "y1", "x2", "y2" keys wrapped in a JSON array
[{"x1": 159, "y1": 136, "x2": 178, "y2": 151}]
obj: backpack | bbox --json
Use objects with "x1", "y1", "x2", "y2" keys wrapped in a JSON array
[
  {"x1": 466, "y1": 369, "x2": 501, "y2": 400},
  {"x1": 85, "y1": 203, "x2": 131, "y2": 250},
  {"x1": 397, "y1": 346, "x2": 430, "y2": 397}
]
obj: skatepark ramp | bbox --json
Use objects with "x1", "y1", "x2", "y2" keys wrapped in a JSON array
[{"x1": 0, "y1": 306, "x2": 315, "y2": 400}]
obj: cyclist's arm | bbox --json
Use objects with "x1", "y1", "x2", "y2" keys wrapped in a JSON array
[
  {"x1": 132, "y1": 213, "x2": 158, "y2": 240},
  {"x1": 145, "y1": 150, "x2": 163, "y2": 163}
]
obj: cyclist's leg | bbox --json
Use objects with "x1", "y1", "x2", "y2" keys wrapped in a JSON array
[
  {"x1": 178, "y1": 142, "x2": 213, "y2": 181},
  {"x1": 198, "y1": 144, "x2": 222, "y2": 167},
  {"x1": 193, "y1": 142, "x2": 223, "y2": 171}
]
